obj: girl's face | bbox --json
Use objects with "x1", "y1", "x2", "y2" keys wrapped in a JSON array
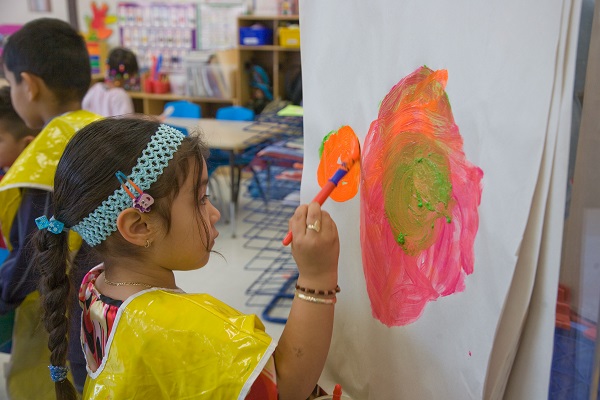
[
  {"x1": 152, "y1": 157, "x2": 220, "y2": 270},
  {"x1": 0, "y1": 128, "x2": 31, "y2": 168}
]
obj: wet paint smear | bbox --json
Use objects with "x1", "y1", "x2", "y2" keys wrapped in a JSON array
[
  {"x1": 317, "y1": 125, "x2": 360, "y2": 202},
  {"x1": 360, "y1": 66, "x2": 484, "y2": 327}
]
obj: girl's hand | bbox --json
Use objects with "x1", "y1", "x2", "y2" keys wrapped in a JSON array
[
  {"x1": 289, "y1": 202, "x2": 339, "y2": 288},
  {"x1": 277, "y1": 202, "x2": 339, "y2": 399}
]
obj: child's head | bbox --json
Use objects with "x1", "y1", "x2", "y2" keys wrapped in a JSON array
[
  {"x1": 105, "y1": 47, "x2": 139, "y2": 90},
  {"x1": 0, "y1": 86, "x2": 38, "y2": 168},
  {"x1": 2, "y1": 18, "x2": 91, "y2": 128},
  {"x1": 44, "y1": 117, "x2": 220, "y2": 261},
  {"x1": 34, "y1": 117, "x2": 220, "y2": 397}
]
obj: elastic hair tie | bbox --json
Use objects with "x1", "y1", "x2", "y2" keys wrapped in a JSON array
[
  {"x1": 35, "y1": 216, "x2": 68, "y2": 235},
  {"x1": 48, "y1": 365, "x2": 69, "y2": 382},
  {"x1": 71, "y1": 124, "x2": 185, "y2": 247}
]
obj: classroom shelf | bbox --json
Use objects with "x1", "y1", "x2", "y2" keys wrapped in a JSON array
[
  {"x1": 238, "y1": 15, "x2": 300, "y2": 22},
  {"x1": 236, "y1": 15, "x2": 302, "y2": 111},
  {"x1": 123, "y1": 15, "x2": 302, "y2": 117},
  {"x1": 239, "y1": 45, "x2": 300, "y2": 52},
  {"x1": 126, "y1": 90, "x2": 236, "y2": 116}
]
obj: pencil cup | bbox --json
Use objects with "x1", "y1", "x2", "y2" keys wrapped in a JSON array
[
  {"x1": 153, "y1": 80, "x2": 170, "y2": 94},
  {"x1": 144, "y1": 79, "x2": 154, "y2": 93}
]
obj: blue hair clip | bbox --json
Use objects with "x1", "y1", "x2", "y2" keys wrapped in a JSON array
[
  {"x1": 35, "y1": 216, "x2": 67, "y2": 234},
  {"x1": 116, "y1": 171, "x2": 154, "y2": 213},
  {"x1": 48, "y1": 365, "x2": 69, "y2": 382}
]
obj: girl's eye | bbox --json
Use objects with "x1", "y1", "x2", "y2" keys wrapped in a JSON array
[{"x1": 200, "y1": 194, "x2": 210, "y2": 205}]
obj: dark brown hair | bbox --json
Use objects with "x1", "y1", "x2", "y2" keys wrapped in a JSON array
[
  {"x1": 33, "y1": 117, "x2": 209, "y2": 399},
  {"x1": 2, "y1": 18, "x2": 91, "y2": 103},
  {"x1": 106, "y1": 47, "x2": 139, "y2": 78}
]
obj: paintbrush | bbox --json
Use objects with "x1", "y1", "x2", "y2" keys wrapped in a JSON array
[{"x1": 282, "y1": 138, "x2": 360, "y2": 246}]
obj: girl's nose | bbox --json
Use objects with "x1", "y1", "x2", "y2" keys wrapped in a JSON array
[{"x1": 210, "y1": 201, "x2": 221, "y2": 223}]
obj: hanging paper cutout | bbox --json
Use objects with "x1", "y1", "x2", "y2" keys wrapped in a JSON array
[
  {"x1": 360, "y1": 66, "x2": 484, "y2": 327},
  {"x1": 85, "y1": 2, "x2": 117, "y2": 41}
]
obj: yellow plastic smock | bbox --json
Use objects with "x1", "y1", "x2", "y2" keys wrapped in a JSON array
[
  {"x1": 0, "y1": 109, "x2": 102, "y2": 250},
  {"x1": 6, "y1": 291, "x2": 75, "y2": 399},
  {"x1": 83, "y1": 289, "x2": 276, "y2": 400},
  {"x1": 0, "y1": 110, "x2": 101, "y2": 399}
]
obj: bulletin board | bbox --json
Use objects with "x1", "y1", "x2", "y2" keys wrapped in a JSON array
[
  {"x1": 299, "y1": 0, "x2": 580, "y2": 398},
  {"x1": 117, "y1": 2, "x2": 198, "y2": 72}
]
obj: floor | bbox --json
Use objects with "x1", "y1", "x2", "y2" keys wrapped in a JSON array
[{"x1": 0, "y1": 172, "x2": 297, "y2": 398}]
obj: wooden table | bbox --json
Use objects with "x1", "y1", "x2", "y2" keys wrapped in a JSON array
[{"x1": 164, "y1": 117, "x2": 272, "y2": 237}]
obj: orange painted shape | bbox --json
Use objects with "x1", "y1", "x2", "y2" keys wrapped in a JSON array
[{"x1": 317, "y1": 125, "x2": 360, "y2": 202}]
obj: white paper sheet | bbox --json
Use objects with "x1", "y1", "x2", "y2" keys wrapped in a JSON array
[
  {"x1": 504, "y1": 1, "x2": 579, "y2": 395},
  {"x1": 300, "y1": 0, "x2": 573, "y2": 398},
  {"x1": 199, "y1": 3, "x2": 247, "y2": 50}
]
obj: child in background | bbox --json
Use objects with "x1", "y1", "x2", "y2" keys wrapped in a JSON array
[
  {"x1": 82, "y1": 46, "x2": 139, "y2": 116},
  {"x1": 0, "y1": 86, "x2": 39, "y2": 173},
  {"x1": 0, "y1": 85, "x2": 39, "y2": 248},
  {"x1": 0, "y1": 18, "x2": 102, "y2": 398},
  {"x1": 33, "y1": 117, "x2": 340, "y2": 400}
]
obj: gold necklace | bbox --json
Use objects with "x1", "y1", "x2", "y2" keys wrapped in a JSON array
[{"x1": 104, "y1": 277, "x2": 154, "y2": 289}]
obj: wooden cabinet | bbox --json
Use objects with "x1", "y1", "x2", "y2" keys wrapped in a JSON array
[
  {"x1": 128, "y1": 91, "x2": 235, "y2": 117},
  {"x1": 236, "y1": 15, "x2": 301, "y2": 110}
]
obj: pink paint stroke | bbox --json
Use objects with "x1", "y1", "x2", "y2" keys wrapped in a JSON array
[{"x1": 360, "y1": 66, "x2": 484, "y2": 327}]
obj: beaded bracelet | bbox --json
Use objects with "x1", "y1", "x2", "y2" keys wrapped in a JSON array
[
  {"x1": 295, "y1": 283, "x2": 341, "y2": 297},
  {"x1": 295, "y1": 291, "x2": 337, "y2": 305}
]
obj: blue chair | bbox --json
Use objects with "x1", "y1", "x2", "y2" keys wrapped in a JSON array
[
  {"x1": 215, "y1": 106, "x2": 255, "y2": 121},
  {"x1": 163, "y1": 101, "x2": 201, "y2": 118},
  {"x1": 163, "y1": 101, "x2": 202, "y2": 136}
]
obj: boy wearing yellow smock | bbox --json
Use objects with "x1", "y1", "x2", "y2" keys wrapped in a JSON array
[{"x1": 0, "y1": 18, "x2": 102, "y2": 398}]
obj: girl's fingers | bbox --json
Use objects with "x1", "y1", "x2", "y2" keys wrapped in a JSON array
[
  {"x1": 290, "y1": 204, "x2": 308, "y2": 239},
  {"x1": 305, "y1": 202, "x2": 323, "y2": 236}
]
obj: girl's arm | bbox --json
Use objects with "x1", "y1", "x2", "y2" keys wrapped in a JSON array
[{"x1": 274, "y1": 202, "x2": 339, "y2": 400}]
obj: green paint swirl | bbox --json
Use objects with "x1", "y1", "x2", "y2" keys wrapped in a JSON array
[
  {"x1": 382, "y1": 133, "x2": 453, "y2": 255},
  {"x1": 319, "y1": 130, "x2": 336, "y2": 158}
]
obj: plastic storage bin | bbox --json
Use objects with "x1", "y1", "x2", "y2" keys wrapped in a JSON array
[
  {"x1": 278, "y1": 26, "x2": 300, "y2": 47},
  {"x1": 240, "y1": 25, "x2": 273, "y2": 46}
]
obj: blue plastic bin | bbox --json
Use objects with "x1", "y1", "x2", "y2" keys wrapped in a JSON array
[{"x1": 239, "y1": 26, "x2": 273, "y2": 46}]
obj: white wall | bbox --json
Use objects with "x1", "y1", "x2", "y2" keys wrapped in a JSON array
[
  {"x1": 0, "y1": 0, "x2": 68, "y2": 25},
  {"x1": 2, "y1": 1, "x2": 254, "y2": 50},
  {"x1": 0, "y1": 0, "x2": 210, "y2": 26},
  {"x1": 0, "y1": 1, "x2": 121, "y2": 46}
]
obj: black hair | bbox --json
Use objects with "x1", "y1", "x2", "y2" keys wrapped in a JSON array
[
  {"x1": 106, "y1": 47, "x2": 139, "y2": 78},
  {"x1": 105, "y1": 47, "x2": 139, "y2": 90},
  {"x1": 33, "y1": 117, "x2": 210, "y2": 400},
  {"x1": 0, "y1": 86, "x2": 39, "y2": 139},
  {"x1": 2, "y1": 18, "x2": 91, "y2": 103}
]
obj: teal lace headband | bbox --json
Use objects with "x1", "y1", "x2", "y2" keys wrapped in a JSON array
[{"x1": 71, "y1": 124, "x2": 185, "y2": 246}]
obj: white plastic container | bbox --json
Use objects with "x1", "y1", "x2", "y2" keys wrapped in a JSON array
[{"x1": 169, "y1": 73, "x2": 187, "y2": 95}]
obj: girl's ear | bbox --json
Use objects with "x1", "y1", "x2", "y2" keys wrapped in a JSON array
[
  {"x1": 116, "y1": 208, "x2": 152, "y2": 247},
  {"x1": 19, "y1": 72, "x2": 40, "y2": 101}
]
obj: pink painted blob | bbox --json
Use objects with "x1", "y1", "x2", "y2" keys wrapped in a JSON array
[{"x1": 360, "y1": 66, "x2": 483, "y2": 326}]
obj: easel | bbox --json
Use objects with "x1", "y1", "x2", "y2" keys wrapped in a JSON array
[{"x1": 560, "y1": 0, "x2": 600, "y2": 398}]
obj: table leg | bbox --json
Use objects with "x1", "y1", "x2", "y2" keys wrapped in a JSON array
[{"x1": 229, "y1": 151, "x2": 237, "y2": 238}]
